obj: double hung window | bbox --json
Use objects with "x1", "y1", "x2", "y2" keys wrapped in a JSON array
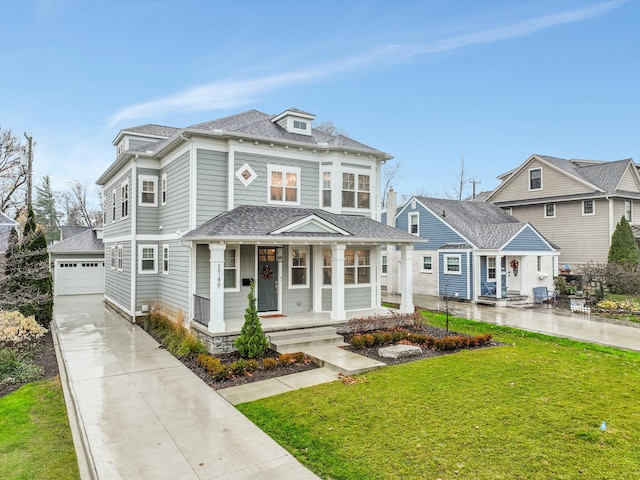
[
  {"x1": 268, "y1": 165, "x2": 300, "y2": 204},
  {"x1": 342, "y1": 173, "x2": 370, "y2": 209}
]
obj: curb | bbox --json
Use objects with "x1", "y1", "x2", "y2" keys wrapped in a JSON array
[{"x1": 51, "y1": 318, "x2": 98, "y2": 480}]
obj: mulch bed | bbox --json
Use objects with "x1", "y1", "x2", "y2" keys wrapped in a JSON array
[
  {"x1": 0, "y1": 331, "x2": 59, "y2": 398},
  {"x1": 180, "y1": 349, "x2": 319, "y2": 390}
]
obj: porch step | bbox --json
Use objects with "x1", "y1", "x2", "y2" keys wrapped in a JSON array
[
  {"x1": 268, "y1": 327, "x2": 347, "y2": 352},
  {"x1": 268, "y1": 327, "x2": 385, "y2": 376}
]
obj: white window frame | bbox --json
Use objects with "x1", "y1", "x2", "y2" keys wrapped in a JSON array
[
  {"x1": 582, "y1": 199, "x2": 595, "y2": 216},
  {"x1": 322, "y1": 171, "x2": 331, "y2": 208},
  {"x1": 112, "y1": 189, "x2": 117, "y2": 223},
  {"x1": 625, "y1": 200, "x2": 633, "y2": 222},
  {"x1": 110, "y1": 245, "x2": 116, "y2": 270},
  {"x1": 529, "y1": 168, "x2": 542, "y2": 191},
  {"x1": 224, "y1": 246, "x2": 240, "y2": 292},
  {"x1": 444, "y1": 254, "x2": 462, "y2": 275},
  {"x1": 487, "y1": 257, "x2": 496, "y2": 280},
  {"x1": 537, "y1": 256, "x2": 542, "y2": 272},
  {"x1": 138, "y1": 244, "x2": 158, "y2": 274},
  {"x1": 323, "y1": 248, "x2": 332, "y2": 285},
  {"x1": 544, "y1": 203, "x2": 556, "y2": 218},
  {"x1": 235, "y1": 163, "x2": 257, "y2": 187},
  {"x1": 342, "y1": 172, "x2": 371, "y2": 210},
  {"x1": 121, "y1": 180, "x2": 129, "y2": 219},
  {"x1": 117, "y1": 245, "x2": 123, "y2": 272},
  {"x1": 422, "y1": 255, "x2": 432, "y2": 272},
  {"x1": 344, "y1": 248, "x2": 371, "y2": 285},
  {"x1": 138, "y1": 175, "x2": 158, "y2": 207},
  {"x1": 267, "y1": 164, "x2": 301, "y2": 205},
  {"x1": 289, "y1": 246, "x2": 309, "y2": 289},
  {"x1": 409, "y1": 212, "x2": 419, "y2": 235},
  {"x1": 381, "y1": 254, "x2": 388, "y2": 275},
  {"x1": 161, "y1": 173, "x2": 167, "y2": 206},
  {"x1": 162, "y1": 244, "x2": 169, "y2": 275}
]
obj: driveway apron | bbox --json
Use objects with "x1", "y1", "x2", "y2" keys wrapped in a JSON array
[{"x1": 53, "y1": 295, "x2": 319, "y2": 480}]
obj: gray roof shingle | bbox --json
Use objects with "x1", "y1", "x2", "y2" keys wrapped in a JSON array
[
  {"x1": 184, "y1": 205, "x2": 416, "y2": 243},
  {"x1": 49, "y1": 229, "x2": 104, "y2": 253},
  {"x1": 415, "y1": 197, "x2": 530, "y2": 249}
]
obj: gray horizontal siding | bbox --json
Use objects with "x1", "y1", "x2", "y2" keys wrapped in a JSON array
[
  {"x1": 158, "y1": 242, "x2": 190, "y2": 316},
  {"x1": 345, "y1": 287, "x2": 371, "y2": 310},
  {"x1": 159, "y1": 153, "x2": 190, "y2": 233},
  {"x1": 105, "y1": 241, "x2": 131, "y2": 310},
  {"x1": 104, "y1": 170, "x2": 132, "y2": 238},
  {"x1": 196, "y1": 149, "x2": 228, "y2": 226},
  {"x1": 136, "y1": 168, "x2": 160, "y2": 235}
]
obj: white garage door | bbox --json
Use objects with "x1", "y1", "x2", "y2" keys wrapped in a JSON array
[{"x1": 55, "y1": 260, "x2": 105, "y2": 295}]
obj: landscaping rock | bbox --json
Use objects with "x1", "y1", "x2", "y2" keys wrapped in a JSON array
[{"x1": 378, "y1": 344, "x2": 422, "y2": 359}]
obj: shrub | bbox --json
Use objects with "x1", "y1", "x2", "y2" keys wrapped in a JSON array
[
  {"x1": 230, "y1": 359, "x2": 249, "y2": 376},
  {"x1": 0, "y1": 310, "x2": 47, "y2": 345},
  {"x1": 278, "y1": 353, "x2": 297, "y2": 365},
  {"x1": 196, "y1": 354, "x2": 230, "y2": 381},
  {"x1": 262, "y1": 357, "x2": 277, "y2": 370},
  {"x1": 0, "y1": 347, "x2": 44, "y2": 385},
  {"x1": 234, "y1": 281, "x2": 269, "y2": 359},
  {"x1": 362, "y1": 334, "x2": 375, "y2": 348},
  {"x1": 246, "y1": 359, "x2": 260, "y2": 373}
]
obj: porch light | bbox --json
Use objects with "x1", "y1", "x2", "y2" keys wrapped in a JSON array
[{"x1": 275, "y1": 247, "x2": 284, "y2": 262}]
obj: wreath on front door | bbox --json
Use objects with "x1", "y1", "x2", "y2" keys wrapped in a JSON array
[
  {"x1": 510, "y1": 259, "x2": 519, "y2": 276},
  {"x1": 261, "y1": 264, "x2": 273, "y2": 280}
]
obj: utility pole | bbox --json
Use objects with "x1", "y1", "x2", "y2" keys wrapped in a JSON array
[{"x1": 21, "y1": 133, "x2": 33, "y2": 207}]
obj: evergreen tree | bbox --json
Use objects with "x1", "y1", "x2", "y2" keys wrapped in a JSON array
[
  {"x1": 34, "y1": 175, "x2": 61, "y2": 242},
  {"x1": 0, "y1": 207, "x2": 53, "y2": 327},
  {"x1": 233, "y1": 281, "x2": 269, "y2": 359},
  {"x1": 608, "y1": 216, "x2": 640, "y2": 267}
]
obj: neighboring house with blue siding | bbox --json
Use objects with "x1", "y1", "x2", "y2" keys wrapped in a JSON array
[
  {"x1": 382, "y1": 193, "x2": 558, "y2": 304},
  {"x1": 97, "y1": 108, "x2": 416, "y2": 334}
]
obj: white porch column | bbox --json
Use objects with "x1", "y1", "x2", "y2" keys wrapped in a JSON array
[
  {"x1": 208, "y1": 243, "x2": 226, "y2": 333},
  {"x1": 400, "y1": 244, "x2": 414, "y2": 313},
  {"x1": 331, "y1": 244, "x2": 346, "y2": 320},
  {"x1": 312, "y1": 246, "x2": 324, "y2": 313},
  {"x1": 495, "y1": 254, "x2": 502, "y2": 299}
]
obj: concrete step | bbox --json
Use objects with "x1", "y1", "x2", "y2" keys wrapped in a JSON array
[
  {"x1": 303, "y1": 344, "x2": 386, "y2": 376},
  {"x1": 268, "y1": 327, "x2": 346, "y2": 353}
]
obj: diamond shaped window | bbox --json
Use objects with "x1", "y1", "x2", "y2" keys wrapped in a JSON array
[{"x1": 235, "y1": 163, "x2": 257, "y2": 186}]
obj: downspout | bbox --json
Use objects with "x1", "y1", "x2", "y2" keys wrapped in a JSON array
[
  {"x1": 131, "y1": 155, "x2": 138, "y2": 321},
  {"x1": 607, "y1": 196, "x2": 613, "y2": 247}
]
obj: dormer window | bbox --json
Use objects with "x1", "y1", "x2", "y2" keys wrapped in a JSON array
[{"x1": 272, "y1": 109, "x2": 315, "y2": 136}]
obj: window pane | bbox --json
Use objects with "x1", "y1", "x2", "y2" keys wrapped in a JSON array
[
  {"x1": 323, "y1": 172, "x2": 331, "y2": 189},
  {"x1": 357, "y1": 249, "x2": 370, "y2": 265},
  {"x1": 224, "y1": 249, "x2": 236, "y2": 267},
  {"x1": 291, "y1": 248, "x2": 306, "y2": 267},
  {"x1": 342, "y1": 173, "x2": 354, "y2": 190},
  {"x1": 271, "y1": 172, "x2": 282, "y2": 186},
  {"x1": 323, "y1": 189, "x2": 331, "y2": 207},
  {"x1": 530, "y1": 169, "x2": 541, "y2": 189},
  {"x1": 358, "y1": 175, "x2": 370, "y2": 192},
  {"x1": 357, "y1": 192, "x2": 370, "y2": 209},
  {"x1": 285, "y1": 187, "x2": 297, "y2": 202},
  {"x1": 423, "y1": 256, "x2": 432, "y2": 270},
  {"x1": 344, "y1": 267, "x2": 355, "y2": 284},
  {"x1": 342, "y1": 190, "x2": 355, "y2": 208},
  {"x1": 344, "y1": 249, "x2": 355, "y2": 266},
  {"x1": 271, "y1": 186, "x2": 282, "y2": 201},
  {"x1": 357, "y1": 266, "x2": 370, "y2": 283},
  {"x1": 286, "y1": 172, "x2": 297, "y2": 187},
  {"x1": 224, "y1": 269, "x2": 235, "y2": 288},
  {"x1": 291, "y1": 268, "x2": 306, "y2": 285}
]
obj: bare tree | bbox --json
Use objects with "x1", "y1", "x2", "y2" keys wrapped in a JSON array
[
  {"x1": 0, "y1": 128, "x2": 27, "y2": 216},
  {"x1": 63, "y1": 180, "x2": 98, "y2": 227},
  {"x1": 445, "y1": 156, "x2": 474, "y2": 200},
  {"x1": 381, "y1": 160, "x2": 402, "y2": 208},
  {"x1": 315, "y1": 121, "x2": 348, "y2": 136}
]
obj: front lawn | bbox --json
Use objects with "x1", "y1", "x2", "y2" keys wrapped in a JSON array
[
  {"x1": 238, "y1": 312, "x2": 640, "y2": 479},
  {"x1": 0, "y1": 377, "x2": 80, "y2": 480}
]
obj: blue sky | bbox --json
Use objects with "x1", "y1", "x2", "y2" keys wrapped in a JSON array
[{"x1": 1, "y1": 0, "x2": 638, "y2": 208}]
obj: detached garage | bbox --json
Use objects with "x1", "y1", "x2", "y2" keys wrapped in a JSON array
[{"x1": 49, "y1": 227, "x2": 105, "y2": 296}]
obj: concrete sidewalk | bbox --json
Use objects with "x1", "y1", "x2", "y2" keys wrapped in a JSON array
[{"x1": 53, "y1": 295, "x2": 319, "y2": 480}]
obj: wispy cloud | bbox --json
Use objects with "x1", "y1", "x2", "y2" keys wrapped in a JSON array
[{"x1": 107, "y1": 0, "x2": 624, "y2": 127}]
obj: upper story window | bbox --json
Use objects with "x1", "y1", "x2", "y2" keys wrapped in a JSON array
[
  {"x1": 121, "y1": 181, "x2": 129, "y2": 219},
  {"x1": 625, "y1": 200, "x2": 632, "y2": 222},
  {"x1": 444, "y1": 254, "x2": 461, "y2": 275},
  {"x1": 111, "y1": 189, "x2": 116, "y2": 223},
  {"x1": 139, "y1": 175, "x2": 158, "y2": 206},
  {"x1": 117, "y1": 245, "x2": 123, "y2": 271},
  {"x1": 268, "y1": 165, "x2": 300, "y2": 205},
  {"x1": 293, "y1": 120, "x2": 307, "y2": 130},
  {"x1": 529, "y1": 168, "x2": 542, "y2": 190},
  {"x1": 161, "y1": 173, "x2": 167, "y2": 206},
  {"x1": 290, "y1": 247, "x2": 309, "y2": 288},
  {"x1": 409, "y1": 212, "x2": 419, "y2": 235},
  {"x1": 583, "y1": 199, "x2": 594, "y2": 215},
  {"x1": 487, "y1": 257, "x2": 496, "y2": 280},
  {"x1": 381, "y1": 255, "x2": 388, "y2": 274},
  {"x1": 322, "y1": 172, "x2": 331, "y2": 207},
  {"x1": 545, "y1": 203, "x2": 556, "y2": 218},
  {"x1": 342, "y1": 173, "x2": 370, "y2": 209}
]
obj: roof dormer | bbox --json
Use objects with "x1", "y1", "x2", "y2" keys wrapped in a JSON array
[{"x1": 271, "y1": 109, "x2": 315, "y2": 136}]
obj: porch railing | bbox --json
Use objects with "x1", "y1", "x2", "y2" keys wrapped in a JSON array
[{"x1": 193, "y1": 295, "x2": 210, "y2": 326}]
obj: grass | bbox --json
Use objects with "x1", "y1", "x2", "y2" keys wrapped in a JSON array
[
  {"x1": 238, "y1": 311, "x2": 640, "y2": 479},
  {"x1": 0, "y1": 377, "x2": 80, "y2": 480}
]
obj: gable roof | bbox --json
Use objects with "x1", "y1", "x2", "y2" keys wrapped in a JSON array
[
  {"x1": 488, "y1": 154, "x2": 638, "y2": 202},
  {"x1": 49, "y1": 229, "x2": 104, "y2": 254},
  {"x1": 411, "y1": 197, "x2": 554, "y2": 250},
  {"x1": 184, "y1": 205, "x2": 416, "y2": 243},
  {"x1": 60, "y1": 225, "x2": 92, "y2": 241}
]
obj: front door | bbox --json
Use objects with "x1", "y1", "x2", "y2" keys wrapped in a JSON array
[
  {"x1": 507, "y1": 255, "x2": 522, "y2": 294},
  {"x1": 257, "y1": 247, "x2": 278, "y2": 312}
]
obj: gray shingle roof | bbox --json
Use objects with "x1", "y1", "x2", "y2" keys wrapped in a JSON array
[
  {"x1": 60, "y1": 225, "x2": 91, "y2": 241},
  {"x1": 49, "y1": 229, "x2": 104, "y2": 253},
  {"x1": 184, "y1": 205, "x2": 416, "y2": 243},
  {"x1": 415, "y1": 197, "x2": 529, "y2": 249},
  {"x1": 121, "y1": 124, "x2": 180, "y2": 138}
]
